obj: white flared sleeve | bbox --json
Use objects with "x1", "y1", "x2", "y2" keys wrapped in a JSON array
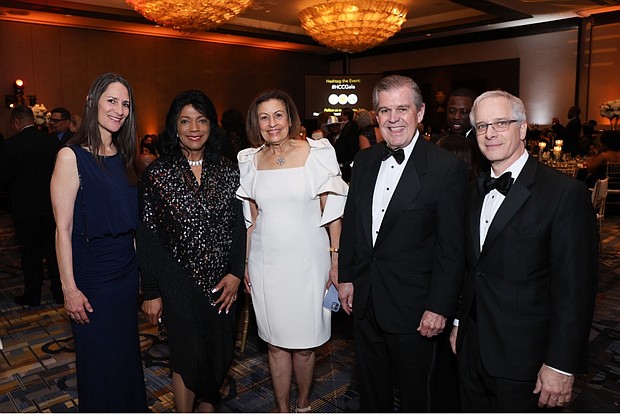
[
  {"x1": 304, "y1": 138, "x2": 348, "y2": 227},
  {"x1": 236, "y1": 146, "x2": 262, "y2": 229}
]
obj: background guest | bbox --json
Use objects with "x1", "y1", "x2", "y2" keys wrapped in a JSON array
[
  {"x1": 237, "y1": 89, "x2": 347, "y2": 412},
  {"x1": 221, "y1": 108, "x2": 250, "y2": 163},
  {"x1": 138, "y1": 90, "x2": 245, "y2": 413},
  {"x1": 50, "y1": 73, "x2": 147, "y2": 412},
  {"x1": 0, "y1": 105, "x2": 61, "y2": 306},
  {"x1": 135, "y1": 133, "x2": 159, "y2": 178},
  {"x1": 553, "y1": 106, "x2": 582, "y2": 156},
  {"x1": 69, "y1": 113, "x2": 82, "y2": 134},
  {"x1": 586, "y1": 130, "x2": 620, "y2": 188},
  {"x1": 48, "y1": 107, "x2": 74, "y2": 147},
  {"x1": 333, "y1": 107, "x2": 359, "y2": 182},
  {"x1": 437, "y1": 133, "x2": 480, "y2": 182},
  {"x1": 311, "y1": 111, "x2": 331, "y2": 139},
  {"x1": 355, "y1": 108, "x2": 383, "y2": 149}
]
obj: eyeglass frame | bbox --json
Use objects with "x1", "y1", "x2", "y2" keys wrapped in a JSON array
[{"x1": 474, "y1": 119, "x2": 520, "y2": 135}]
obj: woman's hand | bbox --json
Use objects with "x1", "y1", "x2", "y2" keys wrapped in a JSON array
[
  {"x1": 64, "y1": 288, "x2": 93, "y2": 324},
  {"x1": 243, "y1": 266, "x2": 252, "y2": 294},
  {"x1": 328, "y1": 261, "x2": 338, "y2": 290},
  {"x1": 213, "y1": 273, "x2": 241, "y2": 314},
  {"x1": 142, "y1": 298, "x2": 163, "y2": 326}
]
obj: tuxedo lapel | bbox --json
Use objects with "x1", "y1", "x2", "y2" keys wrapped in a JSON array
[
  {"x1": 480, "y1": 156, "x2": 537, "y2": 259},
  {"x1": 374, "y1": 139, "x2": 425, "y2": 248}
]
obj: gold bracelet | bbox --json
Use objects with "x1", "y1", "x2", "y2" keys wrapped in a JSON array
[{"x1": 329, "y1": 247, "x2": 339, "y2": 253}]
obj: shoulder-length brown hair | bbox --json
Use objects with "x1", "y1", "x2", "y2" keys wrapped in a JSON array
[{"x1": 245, "y1": 89, "x2": 301, "y2": 147}]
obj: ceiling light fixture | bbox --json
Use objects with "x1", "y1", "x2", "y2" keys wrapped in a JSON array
[
  {"x1": 299, "y1": 1, "x2": 408, "y2": 53},
  {"x1": 125, "y1": 0, "x2": 254, "y2": 32}
]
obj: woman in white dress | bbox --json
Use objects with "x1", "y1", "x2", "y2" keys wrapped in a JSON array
[{"x1": 237, "y1": 90, "x2": 347, "y2": 413}]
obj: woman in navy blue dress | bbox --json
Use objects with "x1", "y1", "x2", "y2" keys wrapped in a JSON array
[{"x1": 51, "y1": 73, "x2": 147, "y2": 412}]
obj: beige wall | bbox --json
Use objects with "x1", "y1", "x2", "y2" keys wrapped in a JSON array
[{"x1": 0, "y1": 20, "x2": 327, "y2": 139}]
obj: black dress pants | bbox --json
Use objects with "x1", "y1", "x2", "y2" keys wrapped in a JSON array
[
  {"x1": 457, "y1": 316, "x2": 542, "y2": 412},
  {"x1": 13, "y1": 214, "x2": 61, "y2": 303},
  {"x1": 353, "y1": 300, "x2": 439, "y2": 412}
]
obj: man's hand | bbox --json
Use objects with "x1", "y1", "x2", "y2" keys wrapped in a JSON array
[
  {"x1": 534, "y1": 363, "x2": 574, "y2": 408},
  {"x1": 338, "y1": 282, "x2": 354, "y2": 315},
  {"x1": 449, "y1": 325, "x2": 458, "y2": 354},
  {"x1": 417, "y1": 310, "x2": 446, "y2": 337}
]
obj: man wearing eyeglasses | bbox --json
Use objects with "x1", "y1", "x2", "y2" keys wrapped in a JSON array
[
  {"x1": 450, "y1": 90, "x2": 598, "y2": 411},
  {"x1": 48, "y1": 107, "x2": 74, "y2": 147}
]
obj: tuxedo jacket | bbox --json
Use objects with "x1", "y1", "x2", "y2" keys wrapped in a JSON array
[
  {"x1": 339, "y1": 138, "x2": 469, "y2": 333},
  {"x1": 456, "y1": 156, "x2": 598, "y2": 380},
  {"x1": 56, "y1": 129, "x2": 74, "y2": 148},
  {"x1": 333, "y1": 120, "x2": 360, "y2": 182},
  {"x1": 0, "y1": 125, "x2": 57, "y2": 221}
]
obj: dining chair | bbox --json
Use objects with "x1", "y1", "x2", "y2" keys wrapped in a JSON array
[
  {"x1": 606, "y1": 162, "x2": 620, "y2": 204},
  {"x1": 591, "y1": 177, "x2": 608, "y2": 250}
]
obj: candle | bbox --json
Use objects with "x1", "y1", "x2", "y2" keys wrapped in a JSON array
[
  {"x1": 555, "y1": 139, "x2": 563, "y2": 147},
  {"x1": 553, "y1": 145, "x2": 562, "y2": 152},
  {"x1": 538, "y1": 142, "x2": 546, "y2": 149}
]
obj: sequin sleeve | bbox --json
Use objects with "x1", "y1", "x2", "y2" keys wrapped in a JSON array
[{"x1": 305, "y1": 138, "x2": 348, "y2": 227}]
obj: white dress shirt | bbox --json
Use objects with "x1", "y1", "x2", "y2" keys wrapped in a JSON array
[{"x1": 371, "y1": 132, "x2": 419, "y2": 246}]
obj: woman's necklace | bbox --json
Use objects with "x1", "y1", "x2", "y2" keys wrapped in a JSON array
[
  {"x1": 272, "y1": 140, "x2": 291, "y2": 165},
  {"x1": 188, "y1": 159, "x2": 203, "y2": 167}
]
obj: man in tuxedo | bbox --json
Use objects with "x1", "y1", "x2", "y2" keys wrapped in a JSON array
[
  {"x1": 0, "y1": 106, "x2": 62, "y2": 306},
  {"x1": 333, "y1": 107, "x2": 359, "y2": 182},
  {"x1": 48, "y1": 107, "x2": 74, "y2": 148},
  {"x1": 450, "y1": 91, "x2": 598, "y2": 411},
  {"x1": 337, "y1": 75, "x2": 469, "y2": 411}
]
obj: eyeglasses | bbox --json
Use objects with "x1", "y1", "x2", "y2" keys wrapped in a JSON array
[
  {"x1": 474, "y1": 120, "x2": 519, "y2": 135},
  {"x1": 49, "y1": 118, "x2": 68, "y2": 123}
]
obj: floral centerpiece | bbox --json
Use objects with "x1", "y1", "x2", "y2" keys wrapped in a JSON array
[
  {"x1": 30, "y1": 103, "x2": 50, "y2": 129},
  {"x1": 599, "y1": 99, "x2": 620, "y2": 130}
]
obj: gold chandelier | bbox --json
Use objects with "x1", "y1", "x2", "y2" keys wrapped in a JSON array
[
  {"x1": 125, "y1": 0, "x2": 254, "y2": 32},
  {"x1": 299, "y1": 1, "x2": 408, "y2": 53}
]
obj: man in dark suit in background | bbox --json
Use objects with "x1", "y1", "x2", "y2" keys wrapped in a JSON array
[
  {"x1": 450, "y1": 90, "x2": 598, "y2": 411},
  {"x1": 550, "y1": 105, "x2": 582, "y2": 156},
  {"x1": 432, "y1": 87, "x2": 478, "y2": 143},
  {"x1": 337, "y1": 75, "x2": 469, "y2": 411},
  {"x1": 333, "y1": 107, "x2": 359, "y2": 182},
  {"x1": 48, "y1": 107, "x2": 74, "y2": 148},
  {"x1": 0, "y1": 106, "x2": 62, "y2": 306}
]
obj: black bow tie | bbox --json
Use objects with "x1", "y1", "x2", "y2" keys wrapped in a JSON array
[
  {"x1": 382, "y1": 146, "x2": 405, "y2": 164},
  {"x1": 478, "y1": 172, "x2": 513, "y2": 196}
]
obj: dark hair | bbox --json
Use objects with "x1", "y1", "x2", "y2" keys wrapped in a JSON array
[
  {"x1": 140, "y1": 134, "x2": 159, "y2": 156},
  {"x1": 437, "y1": 133, "x2": 480, "y2": 181},
  {"x1": 69, "y1": 72, "x2": 137, "y2": 185},
  {"x1": 246, "y1": 89, "x2": 301, "y2": 147},
  {"x1": 9, "y1": 105, "x2": 34, "y2": 122},
  {"x1": 341, "y1": 108, "x2": 354, "y2": 121},
  {"x1": 159, "y1": 89, "x2": 224, "y2": 162},
  {"x1": 50, "y1": 107, "x2": 71, "y2": 120},
  {"x1": 448, "y1": 88, "x2": 477, "y2": 103},
  {"x1": 601, "y1": 130, "x2": 620, "y2": 151}
]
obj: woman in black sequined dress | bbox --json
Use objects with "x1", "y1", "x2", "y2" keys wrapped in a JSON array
[{"x1": 137, "y1": 90, "x2": 246, "y2": 412}]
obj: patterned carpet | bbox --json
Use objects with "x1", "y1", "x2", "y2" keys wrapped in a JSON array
[{"x1": 0, "y1": 205, "x2": 619, "y2": 412}]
